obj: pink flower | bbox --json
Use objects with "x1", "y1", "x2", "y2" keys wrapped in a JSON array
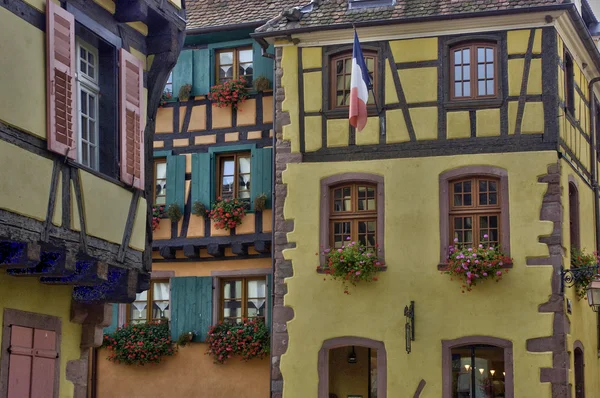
[
  {"x1": 468, "y1": 248, "x2": 473, "y2": 252},
  {"x1": 484, "y1": 234, "x2": 489, "y2": 239},
  {"x1": 454, "y1": 238, "x2": 459, "y2": 243},
  {"x1": 483, "y1": 272, "x2": 488, "y2": 276},
  {"x1": 337, "y1": 249, "x2": 343, "y2": 253},
  {"x1": 496, "y1": 271, "x2": 502, "y2": 276},
  {"x1": 355, "y1": 271, "x2": 361, "y2": 276}
]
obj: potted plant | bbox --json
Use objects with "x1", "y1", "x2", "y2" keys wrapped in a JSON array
[
  {"x1": 178, "y1": 83, "x2": 192, "y2": 102},
  {"x1": 442, "y1": 235, "x2": 512, "y2": 293},
  {"x1": 102, "y1": 321, "x2": 176, "y2": 366},
  {"x1": 152, "y1": 205, "x2": 167, "y2": 231},
  {"x1": 208, "y1": 197, "x2": 246, "y2": 230},
  {"x1": 570, "y1": 247, "x2": 599, "y2": 299},
  {"x1": 166, "y1": 203, "x2": 183, "y2": 223},
  {"x1": 206, "y1": 318, "x2": 269, "y2": 364},
  {"x1": 176, "y1": 330, "x2": 198, "y2": 347},
  {"x1": 209, "y1": 78, "x2": 249, "y2": 109},
  {"x1": 159, "y1": 91, "x2": 172, "y2": 107},
  {"x1": 253, "y1": 76, "x2": 270, "y2": 92},
  {"x1": 254, "y1": 193, "x2": 268, "y2": 212},
  {"x1": 319, "y1": 237, "x2": 384, "y2": 294},
  {"x1": 192, "y1": 201, "x2": 207, "y2": 217}
]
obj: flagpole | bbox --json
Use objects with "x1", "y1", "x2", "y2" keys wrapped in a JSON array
[{"x1": 353, "y1": 25, "x2": 385, "y2": 136}]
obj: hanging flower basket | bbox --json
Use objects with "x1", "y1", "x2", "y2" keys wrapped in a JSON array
[
  {"x1": 152, "y1": 205, "x2": 167, "y2": 231},
  {"x1": 209, "y1": 78, "x2": 249, "y2": 109},
  {"x1": 205, "y1": 318, "x2": 269, "y2": 365},
  {"x1": 208, "y1": 197, "x2": 246, "y2": 230},
  {"x1": 570, "y1": 248, "x2": 600, "y2": 299},
  {"x1": 443, "y1": 235, "x2": 512, "y2": 293},
  {"x1": 319, "y1": 237, "x2": 384, "y2": 294}
]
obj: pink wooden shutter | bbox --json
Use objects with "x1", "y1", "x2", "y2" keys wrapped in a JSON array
[
  {"x1": 46, "y1": 1, "x2": 76, "y2": 159},
  {"x1": 119, "y1": 49, "x2": 145, "y2": 189},
  {"x1": 7, "y1": 326, "x2": 58, "y2": 398}
]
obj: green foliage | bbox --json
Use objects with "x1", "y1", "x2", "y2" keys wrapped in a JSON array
[
  {"x1": 320, "y1": 238, "x2": 383, "y2": 294},
  {"x1": 102, "y1": 322, "x2": 176, "y2": 366},
  {"x1": 208, "y1": 197, "x2": 246, "y2": 230},
  {"x1": 178, "y1": 83, "x2": 192, "y2": 101},
  {"x1": 176, "y1": 330, "x2": 197, "y2": 347},
  {"x1": 571, "y1": 247, "x2": 599, "y2": 299},
  {"x1": 444, "y1": 237, "x2": 512, "y2": 293},
  {"x1": 254, "y1": 193, "x2": 267, "y2": 212},
  {"x1": 206, "y1": 318, "x2": 270, "y2": 365},
  {"x1": 167, "y1": 203, "x2": 183, "y2": 222},
  {"x1": 151, "y1": 205, "x2": 167, "y2": 231},
  {"x1": 192, "y1": 201, "x2": 207, "y2": 217},
  {"x1": 253, "y1": 75, "x2": 271, "y2": 92}
]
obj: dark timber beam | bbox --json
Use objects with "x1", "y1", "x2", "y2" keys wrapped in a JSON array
[
  {"x1": 232, "y1": 242, "x2": 248, "y2": 256},
  {"x1": 72, "y1": 268, "x2": 139, "y2": 304},
  {"x1": 183, "y1": 244, "x2": 200, "y2": 258},
  {"x1": 7, "y1": 246, "x2": 76, "y2": 277},
  {"x1": 254, "y1": 240, "x2": 270, "y2": 254},
  {"x1": 207, "y1": 244, "x2": 224, "y2": 257},
  {"x1": 0, "y1": 240, "x2": 41, "y2": 269},
  {"x1": 159, "y1": 246, "x2": 176, "y2": 259},
  {"x1": 40, "y1": 256, "x2": 108, "y2": 286},
  {"x1": 115, "y1": 0, "x2": 148, "y2": 22}
]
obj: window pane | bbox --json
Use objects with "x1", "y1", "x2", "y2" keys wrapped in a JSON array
[
  {"x1": 89, "y1": 94, "x2": 96, "y2": 118},
  {"x1": 238, "y1": 49, "x2": 252, "y2": 63},
  {"x1": 478, "y1": 81, "x2": 486, "y2": 96},
  {"x1": 489, "y1": 193, "x2": 497, "y2": 205},
  {"x1": 463, "y1": 82, "x2": 471, "y2": 97},
  {"x1": 478, "y1": 64, "x2": 485, "y2": 79},
  {"x1": 478, "y1": 47, "x2": 485, "y2": 63},
  {"x1": 152, "y1": 301, "x2": 169, "y2": 320},
  {"x1": 219, "y1": 51, "x2": 233, "y2": 65},
  {"x1": 486, "y1": 48, "x2": 494, "y2": 62},
  {"x1": 88, "y1": 65, "x2": 95, "y2": 80},
  {"x1": 455, "y1": 83, "x2": 462, "y2": 97},
  {"x1": 238, "y1": 156, "x2": 251, "y2": 174},
  {"x1": 345, "y1": 58, "x2": 352, "y2": 73},
  {"x1": 450, "y1": 345, "x2": 505, "y2": 398},
  {"x1": 156, "y1": 163, "x2": 167, "y2": 180},
  {"x1": 463, "y1": 65, "x2": 470, "y2": 81},
  {"x1": 454, "y1": 50, "x2": 461, "y2": 65},
  {"x1": 487, "y1": 80, "x2": 495, "y2": 95},
  {"x1": 336, "y1": 60, "x2": 344, "y2": 74},
  {"x1": 486, "y1": 63, "x2": 494, "y2": 79},
  {"x1": 222, "y1": 159, "x2": 234, "y2": 176},
  {"x1": 455, "y1": 66, "x2": 462, "y2": 81},
  {"x1": 223, "y1": 300, "x2": 242, "y2": 319},
  {"x1": 464, "y1": 194, "x2": 472, "y2": 206},
  {"x1": 463, "y1": 181, "x2": 472, "y2": 192},
  {"x1": 454, "y1": 194, "x2": 462, "y2": 206},
  {"x1": 224, "y1": 280, "x2": 242, "y2": 299},
  {"x1": 462, "y1": 48, "x2": 470, "y2": 63}
]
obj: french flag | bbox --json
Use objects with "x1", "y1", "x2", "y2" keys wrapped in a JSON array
[{"x1": 349, "y1": 31, "x2": 371, "y2": 132}]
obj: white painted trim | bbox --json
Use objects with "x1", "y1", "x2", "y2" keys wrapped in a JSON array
[{"x1": 287, "y1": 10, "x2": 563, "y2": 47}]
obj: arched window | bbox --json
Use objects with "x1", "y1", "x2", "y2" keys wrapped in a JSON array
[
  {"x1": 569, "y1": 179, "x2": 580, "y2": 251},
  {"x1": 574, "y1": 342, "x2": 585, "y2": 398},
  {"x1": 330, "y1": 51, "x2": 377, "y2": 109},
  {"x1": 320, "y1": 173, "x2": 384, "y2": 261},
  {"x1": 442, "y1": 336, "x2": 514, "y2": 398},
  {"x1": 450, "y1": 42, "x2": 498, "y2": 100},
  {"x1": 439, "y1": 166, "x2": 510, "y2": 265}
]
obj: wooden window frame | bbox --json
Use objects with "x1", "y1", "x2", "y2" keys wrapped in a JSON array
[
  {"x1": 439, "y1": 166, "x2": 510, "y2": 267},
  {"x1": 329, "y1": 50, "x2": 378, "y2": 110},
  {"x1": 328, "y1": 183, "x2": 378, "y2": 249},
  {"x1": 219, "y1": 276, "x2": 267, "y2": 323},
  {"x1": 76, "y1": 38, "x2": 100, "y2": 171},
  {"x1": 0, "y1": 309, "x2": 61, "y2": 398},
  {"x1": 126, "y1": 279, "x2": 170, "y2": 324},
  {"x1": 153, "y1": 158, "x2": 167, "y2": 205},
  {"x1": 215, "y1": 46, "x2": 253, "y2": 85},
  {"x1": 448, "y1": 176, "x2": 502, "y2": 248},
  {"x1": 565, "y1": 50, "x2": 576, "y2": 116},
  {"x1": 449, "y1": 42, "x2": 499, "y2": 101},
  {"x1": 320, "y1": 173, "x2": 385, "y2": 264},
  {"x1": 216, "y1": 151, "x2": 251, "y2": 200}
]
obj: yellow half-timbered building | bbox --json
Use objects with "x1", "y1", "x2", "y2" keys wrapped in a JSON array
[{"x1": 256, "y1": 0, "x2": 600, "y2": 397}]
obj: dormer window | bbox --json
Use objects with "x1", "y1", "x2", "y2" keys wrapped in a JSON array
[{"x1": 348, "y1": 0, "x2": 395, "y2": 10}]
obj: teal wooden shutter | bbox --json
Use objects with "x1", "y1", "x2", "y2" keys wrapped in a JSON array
[
  {"x1": 166, "y1": 155, "x2": 185, "y2": 210},
  {"x1": 103, "y1": 304, "x2": 119, "y2": 335},
  {"x1": 172, "y1": 50, "x2": 194, "y2": 100},
  {"x1": 266, "y1": 274, "x2": 272, "y2": 332},
  {"x1": 250, "y1": 147, "x2": 273, "y2": 209},
  {"x1": 170, "y1": 277, "x2": 213, "y2": 343},
  {"x1": 252, "y1": 42, "x2": 274, "y2": 85},
  {"x1": 191, "y1": 152, "x2": 212, "y2": 208},
  {"x1": 192, "y1": 49, "x2": 210, "y2": 95}
]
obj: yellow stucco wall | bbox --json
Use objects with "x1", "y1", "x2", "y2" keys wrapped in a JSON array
[
  {"x1": 279, "y1": 151, "x2": 557, "y2": 397},
  {"x1": 0, "y1": 272, "x2": 81, "y2": 398},
  {"x1": 561, "y1": 166, "x2": 600, "y2": 398},
  {"x1": 96, "y1": 344, "x2": 269, "y2": 398},
  {"x1": 0, "y1": 8, "x2": 46, "y2": 139},
  {"x1": 0, "y1": 141, "x2": 53, "y2": 221}
]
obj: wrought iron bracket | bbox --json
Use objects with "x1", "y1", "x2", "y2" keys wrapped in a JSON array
[
  {"x1": 560, "y1": 265, "x2": 599, "y2": 294},
  {"x1": 404, "y1": 301, "x2": 415, "y2": 354}
]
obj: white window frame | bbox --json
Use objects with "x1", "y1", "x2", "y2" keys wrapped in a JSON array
[{"x1": 75, "y1": 39, "x2": 100, "y2": 171}]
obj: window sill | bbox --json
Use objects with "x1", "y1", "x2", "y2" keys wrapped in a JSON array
[
  {"x1": 66, "y1": 160, "x2": 135, "y2": 192},
  {"x1": 323, "y1": 106, "x2": 381, "y2": 119},
  {"x1": 444, "y1": 98, "x2": 503, "y2": 111},
  {"x1": 437, "y1": 262, "x2": 513, "y2": 271},
  {"x1": 316, "y1": 265, "x2": 387, "y2": 274}
]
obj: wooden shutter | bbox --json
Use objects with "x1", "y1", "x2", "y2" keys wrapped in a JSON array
[
  {"x1": 119, "y1": 49, "x2": 145, "y2": 189},
  {"x1": 250, "y1": 147, "x2": 273, "y2": 209},
  {"x1": 166, "y1": 155, "x2": 186, "y2": 210},
  {"x1": 170, "y1": 277, "x2": 213, "y2": 343},
  {"x1": 46, "y1": 1, "x2": 76, "y2": 159},
  {"x1": 8, "y1": 326, "x2": 58, "y2": 398},
  {"x1": 103, "y1": 304, "x2": 120, "y2": 335},
  {"x1": 172, "y1": 50, "x2": 194, "y2": 101},
  {"x1": 191, "y1": 152, "x2": 212, "y2": 208}
]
